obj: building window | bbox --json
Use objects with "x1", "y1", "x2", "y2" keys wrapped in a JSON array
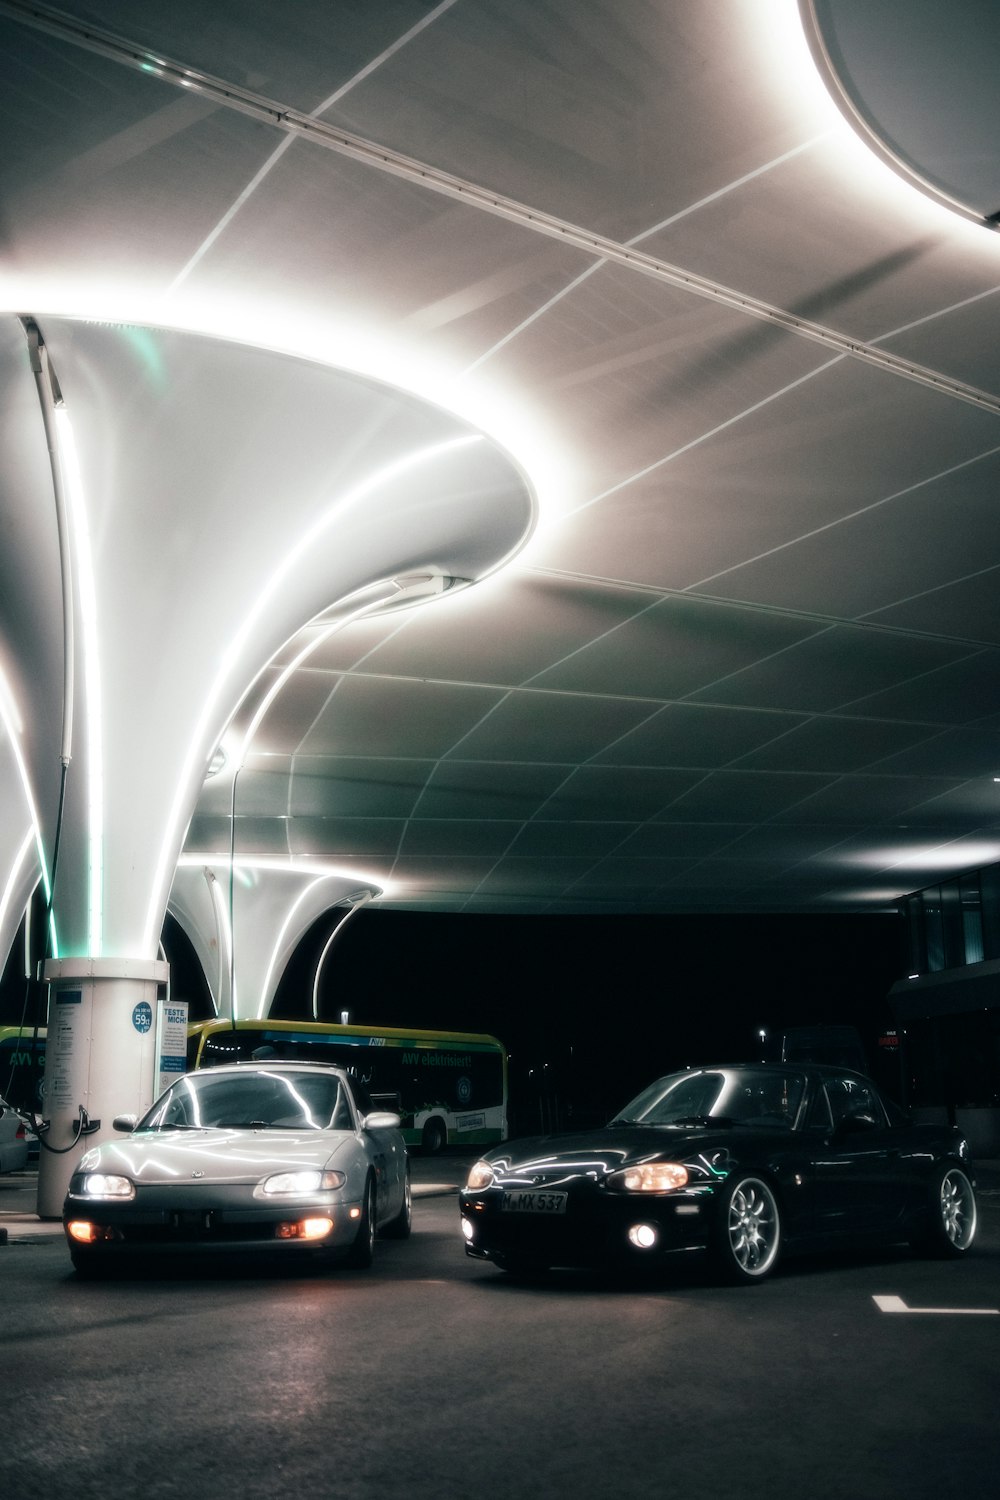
[
  {"x1": 960, "y1": 873, "x2": 984, "y2": 965},
  {"x1": 921, "y1": 887, "x2": 944, "y2": 972}
]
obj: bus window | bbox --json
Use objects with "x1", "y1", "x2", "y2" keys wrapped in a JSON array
[
  {"x1": 0, "y1": 1027, "x2": 46, "y2": 1115},
  {"x1": 189, "y1": 1019, "x2": 508, "y2": 1151}
]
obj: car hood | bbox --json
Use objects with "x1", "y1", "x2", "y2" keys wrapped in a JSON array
[
  {"x1": 483, "y1": 1124, "x2": 773, "y2": 1180},
  {"x1": 73, "y1": 1128, "x2": 352, "y2": 1187}
]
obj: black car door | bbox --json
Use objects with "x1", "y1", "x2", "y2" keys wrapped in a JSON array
[{"x1": 807, "y1": 1075, "x2": 906, "y2": 1238}]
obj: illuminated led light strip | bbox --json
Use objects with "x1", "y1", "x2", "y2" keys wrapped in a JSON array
[
  {"x1": 178, "y1": 852, "x2": 386, "y2": 887},
  {"x1": 180, "y1": 861, "x2": 379, "y2": 1022},
  {"x1": 0, "y1": 663, "x2": 25, "y2": 737},
  {"x1": 144, "y1": 434, "x2": 477, "y2": 954},
  {"x1": 797, "y1": 0, "x2": 991, "y2": 229},
  {"x1": 54, "y1": 408, "x2": 103, "y2": 957},
  {"x1": 4, "y1": 0, "x2": 1000, "y2": 417},
  {"x1": 256, "y1": 874, "x2": 339, "y2": 1021},
  {"x1": 231, "y1": 580, "x2": 416, "y2": 770},
  {"x1": 205, "y1": 866, "x2": 235, "y2": 1019},
  {"x1": 0, "y1": 827, "x2": 36, "y2": 946},
  {"x1": 229, "y1": 575, "x2": 465, "y2": 774},
  {"x1": 0, "y1": 666, "x2": 57, "y2": 956},
  {"x1": 311, "y1": 893, "x2": 371, "y2": 1020}
]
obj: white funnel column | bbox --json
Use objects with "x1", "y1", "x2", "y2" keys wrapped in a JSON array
[
  {"x1": 0, "y1": 315, "x2": 535, "y2": 1219},
  {"x1": 168, "y1": 861, "x2": 379, "y2": 1020}
]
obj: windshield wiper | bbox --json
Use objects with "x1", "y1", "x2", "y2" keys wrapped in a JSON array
[{"x1": 670, "y1": 1114, "x2": 740, "y2": 1127}]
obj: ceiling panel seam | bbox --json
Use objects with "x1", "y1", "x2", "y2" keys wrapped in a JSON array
[
  {"x1": 265, "y1": 671, "x2": 984, "y2": 737},
  {"x1": 6, "y1": 0, "x2": 1000, "y2": 417},
  {"x1": 685, "y1": 439, "x2": 1000, "y2": 595},
  {"x1": 855, "y1": 560, "x2": 1000, "y2": 629},
  {"x1": 522, "y1": 568, "x2": 1000, "y2": 651},
  {"x1": 461, "y1": 133, "x2": 832, "y2": 374}
]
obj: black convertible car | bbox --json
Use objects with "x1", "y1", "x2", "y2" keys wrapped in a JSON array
[{"x1": 459, "y1": 1063, "x2": 978, "y2": 1282}]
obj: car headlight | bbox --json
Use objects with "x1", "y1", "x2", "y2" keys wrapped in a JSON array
[
  {"x1": 608, "y1": 1162, "x2": 688, "y2": 1193},
  {"x1": 76, "y1": 1173, "x2": 135, "y2": 1200},
  {"x1": 465, "y1": 1160, "x2": 496, "y2": 1190},
  {"x1": 257, "y1": 1169, "x2": 347, "y2": 1196}
]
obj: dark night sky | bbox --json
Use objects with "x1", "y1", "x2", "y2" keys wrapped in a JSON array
[{"x1": 272, "y1": 909, "x2": 904, "y2": 1126}]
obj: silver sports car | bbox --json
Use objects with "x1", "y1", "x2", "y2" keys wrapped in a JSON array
[{"x1": 63, "y1": 1061, "x2": 410, "y2": 1274}]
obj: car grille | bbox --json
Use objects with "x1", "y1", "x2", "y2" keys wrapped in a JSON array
[{"x1": 123, "y1": 1213, "x2": 277, "y2": 1244}]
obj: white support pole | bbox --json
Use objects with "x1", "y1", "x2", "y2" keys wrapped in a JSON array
[{"x1": 37, "y1": 957, "x2": 169, "y2": 1218}]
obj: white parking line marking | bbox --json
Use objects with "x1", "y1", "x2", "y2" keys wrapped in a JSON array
[{"x1": 873, "y1": 1294, "x2": 998, "y2": 1315}]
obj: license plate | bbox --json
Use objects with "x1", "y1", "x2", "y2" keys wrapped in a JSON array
[
  {"x1": 501, "y1": 1189, "x2": 567, "y2": 1215},
  {"x1": 170, "y1": 1210, "x2": 213, "y2": 1235}
]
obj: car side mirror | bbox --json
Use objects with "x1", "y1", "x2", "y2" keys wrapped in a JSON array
[
  {"x1": 362, "y1": 1110, "x2": 401, "y2": 1131},
  {"x1": 112, "y1": 1113, "x2": 138, "y2": 1133},
  {"x1": 834, "y1": 1108, "x2": 878, "y2": 1135}
]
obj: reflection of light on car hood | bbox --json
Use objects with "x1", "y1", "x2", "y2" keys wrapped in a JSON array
[
  {"x1": 490, "y1": 1126, "x2": 741, "y2": 1181},
  {"x1": 78, "y1": 1130, "x2": 350, "y2": 1185}
]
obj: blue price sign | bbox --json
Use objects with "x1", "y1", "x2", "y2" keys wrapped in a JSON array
[{"x1": 132, "y1": 1001, "x2": 153, "y2": 1034}]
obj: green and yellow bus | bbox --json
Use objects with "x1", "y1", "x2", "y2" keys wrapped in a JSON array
[
  {"x1": 188, "y1": 1018, "x2": 508, "y2": 1151},
  {"x1": 0, "y1": 1026, "x2": 46, "y2": 1115}
]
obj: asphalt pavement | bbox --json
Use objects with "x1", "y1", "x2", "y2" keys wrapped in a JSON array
[{"x1": 3, "y1": 1169, "x2": 999, "y2": 1500}]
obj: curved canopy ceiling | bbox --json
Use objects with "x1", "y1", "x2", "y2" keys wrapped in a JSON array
[
  {"x1": 804, "y1": 0, "x2": 1000, "y2": 225},
  {"x1": 2, "y1": 0, "x2": 1000, "y2": 920}
]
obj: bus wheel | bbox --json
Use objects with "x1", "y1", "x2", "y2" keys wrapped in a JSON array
[{"x1": 421, "y1": 1117, "x2": 447, "y2": 1153}]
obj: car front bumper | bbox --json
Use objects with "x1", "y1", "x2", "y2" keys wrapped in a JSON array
[
  {"x1": 63, "y1": 1182, "x2": 364, "y2": 1261},
  {"x1": 460, "y1": 1183, "x2": 717, "y2": 1268}
]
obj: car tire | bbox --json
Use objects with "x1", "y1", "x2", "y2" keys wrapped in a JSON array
[
  {"x1": 911, "y1": 1164, "x2": 977, "y2": 1257},
  {"x1": 711, "y1": 1174, "x2": 782, "y2": 1284},
  {"x1": 381, "y1": 1168, "x2": 412, "y2": 1239},
  {"x1": 344, "y1": 1176, "x2": 376, "y2": 1268},
  {"x1": 421, "y1": 1117, "x2": 447, "y2": 1154}
]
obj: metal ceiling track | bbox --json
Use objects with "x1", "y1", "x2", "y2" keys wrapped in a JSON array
[{"x1": 6, "y1": 0, "x2": 1000, "y2": 419}]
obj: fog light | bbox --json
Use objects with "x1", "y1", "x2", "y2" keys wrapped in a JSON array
[
  {"x1": 628, "y1": 1223, "x2": 658, "y2": 1250},
  {"x1": 276, "y1": 1217, "x2": 334, "y2": 1240},
  {"x1": 461, "y1": 1217, "x2": 475, "y2": 1242},
  {"x1": 67, "y1": 1221, "x2": 121, "y2": 1244},
  {"x1": 67, "y1": 1220, "x2": 100, "y2": 1244},
  {"x1": 300, "y1": 1217, "x2": 334, "y2": 1240}
]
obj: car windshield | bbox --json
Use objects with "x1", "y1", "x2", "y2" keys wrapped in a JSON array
[
  {"x1": 139, "y1": 1070, "x2": 353, "y2": 1132},
  {"x1": 611, "y1": 1068, "x2": 805, "y2": 1129}
]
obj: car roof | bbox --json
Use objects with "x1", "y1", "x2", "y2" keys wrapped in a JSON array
[{"x1": 661, "y1": 1062, "x2": 871, "y2": 1080}]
